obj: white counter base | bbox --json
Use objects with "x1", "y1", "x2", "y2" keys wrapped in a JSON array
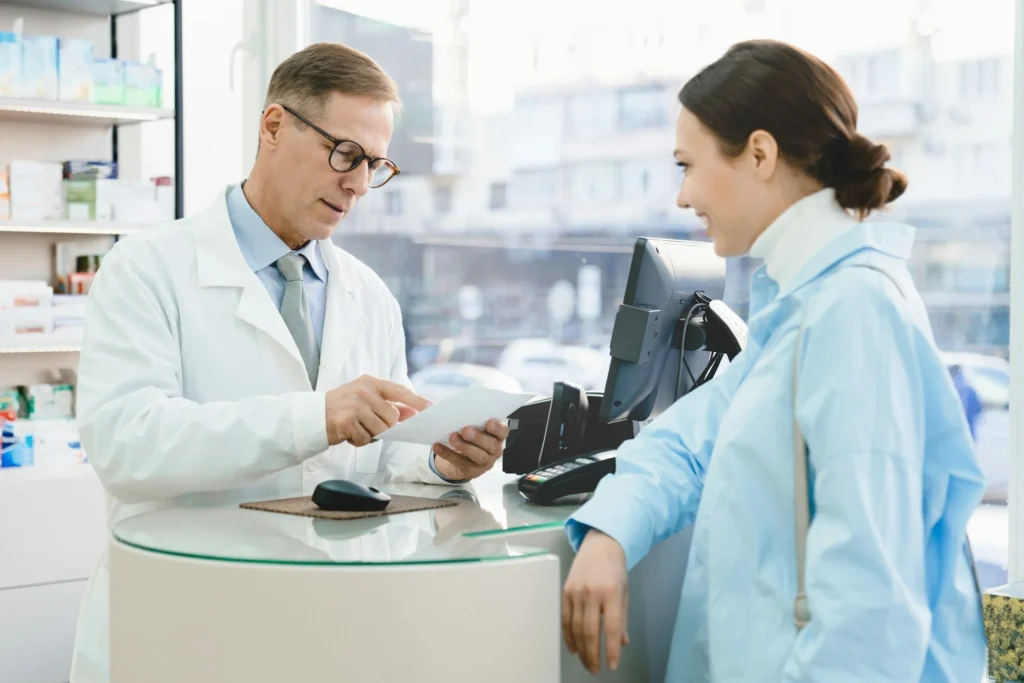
[
  {"x1": 0, "y1": 465, "x2": 106, "y2": 683},
  {"x1": 110, "y1": 540, "x2": 561, "y2": 683}
]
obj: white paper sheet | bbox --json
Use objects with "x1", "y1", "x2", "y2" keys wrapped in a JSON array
[{"x1": 372, "y1": 386, "x2": 538, "y2": 446}]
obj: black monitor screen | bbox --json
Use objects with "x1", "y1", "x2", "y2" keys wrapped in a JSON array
[{"x1": 601, "y1": 238, "x2": 726, "y2": 423}]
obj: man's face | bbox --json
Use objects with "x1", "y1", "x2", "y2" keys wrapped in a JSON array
[{"x1": 260, "y1": 92, "x2": 395, "y2": 243}]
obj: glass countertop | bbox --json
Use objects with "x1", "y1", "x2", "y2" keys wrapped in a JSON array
[{"x1": 112, "y1": 471, "x2": 584, "y2": 566}]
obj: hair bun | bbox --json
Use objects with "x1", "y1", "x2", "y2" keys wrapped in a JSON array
[{"x1": 831, "y1": 134, "x2": 907, "y2": 218}]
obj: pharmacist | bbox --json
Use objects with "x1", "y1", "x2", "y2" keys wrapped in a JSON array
[{"x1": 69, "y1": 43, "x2": 509, "y2": 683}]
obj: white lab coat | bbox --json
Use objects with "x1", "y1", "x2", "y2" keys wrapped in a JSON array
[{"x1": 69, "y1": 187, "x2": 447, "y2": 683}]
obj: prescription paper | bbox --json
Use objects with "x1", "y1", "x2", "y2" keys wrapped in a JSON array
[{"x1": 373, "y1": 386, "x2": 537, "y2": 446}]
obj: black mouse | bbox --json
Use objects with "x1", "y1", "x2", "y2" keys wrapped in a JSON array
[{"x1": 312, "y1": 479, "x2": 391, "y2": 512}]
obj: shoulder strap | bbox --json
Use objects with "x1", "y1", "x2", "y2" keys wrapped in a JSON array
[{"x1": 792, "y1": 263, "x2": 904, "y2": 631}]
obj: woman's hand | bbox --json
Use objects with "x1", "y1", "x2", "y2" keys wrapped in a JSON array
[{"x1": 562, "y1": 529, "x2": 630, "y2": 674}]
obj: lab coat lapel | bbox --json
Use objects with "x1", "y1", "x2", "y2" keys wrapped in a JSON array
[
  {"x1": 194, "y1": 188, "x2": 309, "y2": 384},
  {"x1": 317, "y1": 240, "x2": 367, "y2": 390}
]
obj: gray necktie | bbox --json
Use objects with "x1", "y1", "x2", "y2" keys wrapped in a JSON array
[{"x1": 274, "y1": 253, "x2": 320, "y2": 388}]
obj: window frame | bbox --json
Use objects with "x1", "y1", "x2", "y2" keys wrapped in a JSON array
[{"x1": 1009, "y1": 0, "x2": 1024, "y2": 582}]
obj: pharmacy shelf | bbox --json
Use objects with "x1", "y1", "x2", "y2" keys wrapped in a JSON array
[
  {"x1": 0, "y1": 0, "x2": 171, "y2": 17},
  {"x1": 0, "y1": 219, "x2": 151, "y2": 235},
  {"x1": 0, "y1": 336, "x2": 81, "y2": 354},
  {"x1": 0, "y1": 463, "x2": 93, "y2": 484},
  {"x1": 0, "y1": 98, "x2": 174, "y2": 127}
]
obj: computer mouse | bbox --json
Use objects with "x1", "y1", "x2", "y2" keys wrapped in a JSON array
[{"x1": 312, "y1": 479, "x2": 391, "y2": 512}]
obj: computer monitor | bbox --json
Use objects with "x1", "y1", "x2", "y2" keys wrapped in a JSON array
[{"x1": 600, "y1": 237, "x2": 727, "y2": 424}]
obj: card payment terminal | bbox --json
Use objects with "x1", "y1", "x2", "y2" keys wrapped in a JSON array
[{"x1": 517, "y1": 450, "x2": 617, "y2": 505}]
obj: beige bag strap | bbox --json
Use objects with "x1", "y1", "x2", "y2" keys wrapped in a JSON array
[
  {"x1": 792, "y1": 308, "x2": 812, "y2": 630},
  {"x1": 792, "y1": 264, "x2": 904, "y2": 631}
]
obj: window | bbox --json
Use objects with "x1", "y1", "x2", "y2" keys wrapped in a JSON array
[
  {"x1": 960, "y1": 58, "x2": 1002, "y2": 100},
  {"x1": 834, "y1": 50, "x2": 901, "y2": 101},
  {"x1": 303, "y1": 0, "x2": 1018, "y2": 591},
  {"x1": 972, "y1": 143, "x2": 1002, "y2": 179},
  {"x1": 566, "y1": 91, "x2": 618, "y2": 138},
  {"x1": 568, "y1": 163, "x2": 619, "y2": 203},
  {"x1": 622, "y1": 160, "x2": 660, "y2": 200},
  {"x1": 510, "y1": 170, "x2": 556, "y2": 208},
  {"x1": 434, "y1": 186, "x2": 452, "y2": 214},
  {"x1": 866, "y1": 50, "x2": 901, "y2": 97},
  {"x1": 385, "y1": 190, "x2": 403, "y2": 216},
  {"x1": 619, "y1": 85, "x2": 667, "y2": 131},
  {"x1": 489, "y1": 182, "x2": 508, "y2": 210}
]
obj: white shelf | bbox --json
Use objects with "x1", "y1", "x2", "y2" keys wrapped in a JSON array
[
  {"x1": 0, "y1": 219, "x2": 151, "y2": 235},
  {"x1": 0, "y1": 97, "x2": 174, "y2": 127},
  {"x1": 0, "y1": 336, "x2": 82, "y2": 354},
  {"x1": 1, "y1": 0, "x2": 172, "y2": 16},
  {"x1": 0, "y1": 463, "x2": 93, "y2": 484}
]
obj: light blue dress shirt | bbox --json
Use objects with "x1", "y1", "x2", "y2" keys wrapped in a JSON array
[
  {"x1": 227, "y1": 184, "x2": 454, "y2": 481},
  {"x1": 226, "y1": 184, "x2": 328, "y2": 349}
]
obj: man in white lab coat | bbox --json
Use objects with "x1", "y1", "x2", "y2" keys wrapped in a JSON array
[{"x1": 69, "y1": 43, "x2": 509, "y2": 683}]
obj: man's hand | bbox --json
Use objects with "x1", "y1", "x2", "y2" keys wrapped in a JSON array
[
  {"x1": 432, "y1": 418, "x2": 509, "y2": 481},
  {"x1": 563, "y1": 529, "x2": 630, "y2": 674},
  {"x1": 325, "y1": 375, "x2": 431, "y2": 447}
]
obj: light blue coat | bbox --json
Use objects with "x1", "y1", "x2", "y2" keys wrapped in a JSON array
[{"x1": 567, "y1": 222, "x2": 987, "y2": 682}]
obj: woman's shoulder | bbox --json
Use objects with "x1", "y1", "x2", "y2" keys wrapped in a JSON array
[{"x1": 800, "y1": 256, "x2": 926, "y2": 350}]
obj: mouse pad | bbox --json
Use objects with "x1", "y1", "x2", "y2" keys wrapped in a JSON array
[{"x1": 240, "y1": 494, "x2": 459, "y2": 520}]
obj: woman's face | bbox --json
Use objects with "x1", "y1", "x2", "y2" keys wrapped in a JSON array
[{"x1": 674, "y1": 107, "x2": 780, "y2": 258}]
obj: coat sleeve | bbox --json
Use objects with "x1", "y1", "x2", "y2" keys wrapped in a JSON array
[
  {"x1": 565, "y1": 353, "x2": 748, "y2": 570},
  {"x1": 77, "y1": 245, "x2": 329, "y2": 504},
  {"x1": 784, "y1": 279, "x2": 931, "y2": 682},
  {"x1": 377, "y1": 291, "x2": 452, "y2": 485}
]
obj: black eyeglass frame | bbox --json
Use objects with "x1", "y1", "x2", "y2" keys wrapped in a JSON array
[{"x1": 280, "y1": 104, "x2": 401, "y2": 188}]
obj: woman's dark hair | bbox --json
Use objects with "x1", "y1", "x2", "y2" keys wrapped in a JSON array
[{"x1": 679, "y1": 39, "x2": 907, "y2": 219}]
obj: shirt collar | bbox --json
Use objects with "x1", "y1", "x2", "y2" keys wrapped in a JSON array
[{"x1": 226, "y1": 183, "x2": 327, "y2": 283}]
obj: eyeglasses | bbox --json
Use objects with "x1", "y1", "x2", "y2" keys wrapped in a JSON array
[{"x1": 281, "y1": 105, "x2": 400, "y2": 189}]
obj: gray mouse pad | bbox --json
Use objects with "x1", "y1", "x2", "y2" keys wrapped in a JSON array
[{"x1": 240, "y1": 494, "x2": 459, "y2": 520}]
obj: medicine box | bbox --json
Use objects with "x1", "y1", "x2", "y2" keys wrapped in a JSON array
[
  {"x1": 58, "y1": 38, "x2": 94, "y2": 102},
  {"x1": 63, "y1": 160, "x2": 117, "y2": 180},
  {"x1": 22, "y1": 34, "x2": 59, "y2": 100},
  {"x1": 1, "y1": 421, "x2": 34, "y2": 468},
  {"x1": 65, "y1": 178, "x2": 114, "y2": 221},
  {"x1": 0, "y1": 32, "x2": 20, "y2": 97},
  {"x1": 0, "y1": 170, "x2": 9, "y2": 219},
  {"x1": 0, "y1": 307, "x2": 54, "y2": 336},
  {"x1": 124, "y1": 61, "x2": 162, "y2": 108},
  {"x1": 91, "y1": 58, "x2": 124, "y2": 105},
  {"x1": 19, "y1": 384, "x2": 74, "y2": 420},
  {"x1": 0, "y1": 280, "x2": 53, "y2": 309},
  {"x1": 9, "y1": 161, "x2": 64, "y2": 221}
]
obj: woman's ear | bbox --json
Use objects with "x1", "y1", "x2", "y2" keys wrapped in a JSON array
[{"x1": 747, "y1": 129, "x2": 779, "y2": 180}]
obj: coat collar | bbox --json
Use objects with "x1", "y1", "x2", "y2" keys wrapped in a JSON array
[{"x1": 192, "y1": 186, "x2": 366, "y2": 389}]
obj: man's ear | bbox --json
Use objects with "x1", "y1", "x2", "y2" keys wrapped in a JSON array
[
  {"x1": 260, "y1": 104, "x2": 287, "y2": 149},
  {"x1": 747, "y1": 129, "x2": 780, "y2": 180}
]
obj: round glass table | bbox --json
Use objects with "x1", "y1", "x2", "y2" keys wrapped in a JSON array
[{"x1": 112, "y1": 472, "x2": 576, "y2": 566}]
